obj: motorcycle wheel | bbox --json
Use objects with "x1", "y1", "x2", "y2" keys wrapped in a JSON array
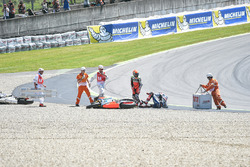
[
  {"x1": 17, "y1": 98, "x2": 34, "y2": 105},
  {"x1": 120, "y1": 101, "x2": 136, "y2": 109}
]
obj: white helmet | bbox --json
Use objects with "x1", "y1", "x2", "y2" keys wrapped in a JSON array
[
  {"x1": 81, "y1": 67, "x2": 86, "y2": 71},
  {"x1": 206, "y1": 73, "x2": 213, "y2": 78},
  {"x1": 38, "y1": 68, "x2": 44, "y2": 72},
  {"x1": 98, "y1": 65, "x2": 104, "y2": 70}
]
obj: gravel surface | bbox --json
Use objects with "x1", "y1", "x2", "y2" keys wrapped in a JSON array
[{"x1": 0, "y1": 72, "x2": 250, "y2": 166}]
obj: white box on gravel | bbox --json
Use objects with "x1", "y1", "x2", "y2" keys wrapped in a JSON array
[{"x1": 193, "y1": 93, "x2": 212, "y2": 109}]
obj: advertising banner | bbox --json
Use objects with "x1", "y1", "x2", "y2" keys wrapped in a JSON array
[
  {"x1": 246, "y1": 6, "x2": 250, "y2": 22},
  {"x1": 213, "y1": 6, "x2": 247, "y2": 26},
  {"x1": 139, "y1": 17, "x2": 176, "y2": 38},
  {"x1": 177, "y1": 15, "x2": 189, "y2": 32},
  {"x1": 112, "y1": 22, "x2": 138, "y2": 41},
  {"x1": 177, "y1": 12, "x2": 213, "y2": 32},
  {"x1": 87, "y1": 6, "x2": 249, "y2": 44},
  {"x1": 87, "y1": 25, "x2": 113, "y2": 44}
]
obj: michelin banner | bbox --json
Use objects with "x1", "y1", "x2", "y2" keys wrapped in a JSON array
[
  {"x1": 88, "y1": 25, "x2": 113, "y2": 43},
  {"x1": 139, "y1": 17, "x2": 176, "y2": 38},
  {"x1": 87, "y1": 23, "x2": 138, "y2": 43},
  {"x1": 88, "y1": 6, "x2": 249, "y2": 44},
  {"x1": 246, "y1": 6, "x2": 250, "y2": 22},
  {"x1": 177, "y1": 12, "x2": 213, "y2": 32},
  {"x1": 213, "y1": 6, "x2": 247, "y2": 26},
  {"x1": 112, "y1": 22, "x2": 138, "y2": 41}
]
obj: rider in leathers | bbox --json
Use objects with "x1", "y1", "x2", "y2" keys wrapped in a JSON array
[
  {"x1": 143, "y1": 92, "x2": 168, "y2": 108},
  {"x1": 131, "y1": 70, "x2": 143, "y2": 105}
]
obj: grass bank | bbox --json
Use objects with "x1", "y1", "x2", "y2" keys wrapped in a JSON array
[{"x1": 0, "y1": 23, "x2": 250, "y2": 73}]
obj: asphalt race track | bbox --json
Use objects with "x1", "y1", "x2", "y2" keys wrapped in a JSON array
[
  {"x1": 15, "y1": 33, "x2": 250, "y2": 111},
  {"x1": 92, "y1": 33, "x2": 250, "y2": 111}
]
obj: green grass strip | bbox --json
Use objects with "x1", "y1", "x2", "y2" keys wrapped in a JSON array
[{"x1": 0, "y1": 23, "x2": 250, "y2": 73}]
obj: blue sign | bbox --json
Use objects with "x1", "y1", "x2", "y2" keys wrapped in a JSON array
[
  {"x1": 147, "y1": 17, "x2": 177, "y2": 36},
  {"x1": 88, "y1": 6, "x2": 249, "y2": 43},
  {"x1": 185, "y1": 12, "x2": 213, "y2": 29},
  {"x1": 220, "y1": 6, "x2": 247, "y2": 25},
  {"x1": 112, "y1": 22, "x2": 138, "y2": 41}
]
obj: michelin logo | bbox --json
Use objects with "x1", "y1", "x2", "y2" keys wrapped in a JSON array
[
  {"x1": 139, "y1": 21, "x2": 152, "y2": 37},
  {"x1": 177, "y1": 16, "x2": 189, "y2": 31},
  {"x1": 112, "y1": 27, "x2": 137, "y2": 34},
  {"x1": 151, "y1": 21, "x2": 175, "y2": 29},
  {"x1": 213, "y1": 11, "x2": 225, "y2": 26},
  {"x1": 224, "y1": 11, "x2": 245, "y2": 19},
  {"x1": 89, "y1": 26, "x2": 113, "y2": 43},
  {"x1": 189, "y1": 16, "x2": 212, "y2": 24},
  {"x1": 247, "y1": 7, "x2": 250, "y2": 18}
]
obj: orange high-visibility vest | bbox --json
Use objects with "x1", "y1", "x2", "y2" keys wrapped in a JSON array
[
  {"x1": 77, "y1": 73, "x2": 88, "y2": 86},
  {"x1": 202, "y1": 78, "x2": 219, "y2": 92}
]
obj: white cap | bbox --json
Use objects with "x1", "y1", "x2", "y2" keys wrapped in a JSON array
[
  {"x1": 38, "y1": 68, "x2": 44, "y2": 72},
  {"x1": 98, "y1": 65, "x2": 104, "y2": 70},
  {"x1": 206, "y1": 73, "x2": 213, "y2": 78},
  {"x1": 81, "y1": 67, "x2": 86, "y2": 71}
]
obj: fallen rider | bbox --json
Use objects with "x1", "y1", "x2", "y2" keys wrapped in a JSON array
[{"x1": 140, "y1": 92, "x2": 168, "y2": 108}]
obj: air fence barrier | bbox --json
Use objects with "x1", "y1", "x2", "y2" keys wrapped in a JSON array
[
  {"x1": 87, "y1": 5, "x2": 250, "y2": 44},
  {"x1": 0, "y1": 30, "x2": 90, "y2": 54}
]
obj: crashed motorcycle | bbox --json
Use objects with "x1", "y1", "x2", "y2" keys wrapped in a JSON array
[
  {"x1": 0, "y1": 91, "x2": 34, "y2": 105},
  {"x1": 86, "y1": 97, "x2": 136, "y2": 109}
]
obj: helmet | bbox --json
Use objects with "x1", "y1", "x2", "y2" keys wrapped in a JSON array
[
  {"x1": 206, "y1": 73, "x2": 213, "y2": 78},
  {"x1": 38, "y1": 68, "x2": 44, "y2": 72},
  {"x1": 133, "y1": 70, "x2": 139, "y2": 77},
  {"x1": 81, "y1": 67, "x2": 86, "y2": 71},
  {"x1": 98, "y1": 65, "x2": 104, "y2": 70}
]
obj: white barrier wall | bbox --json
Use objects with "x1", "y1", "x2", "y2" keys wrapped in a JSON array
[{"x1": 0, "y1": 31, "x2": 89, "y2": 54}]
